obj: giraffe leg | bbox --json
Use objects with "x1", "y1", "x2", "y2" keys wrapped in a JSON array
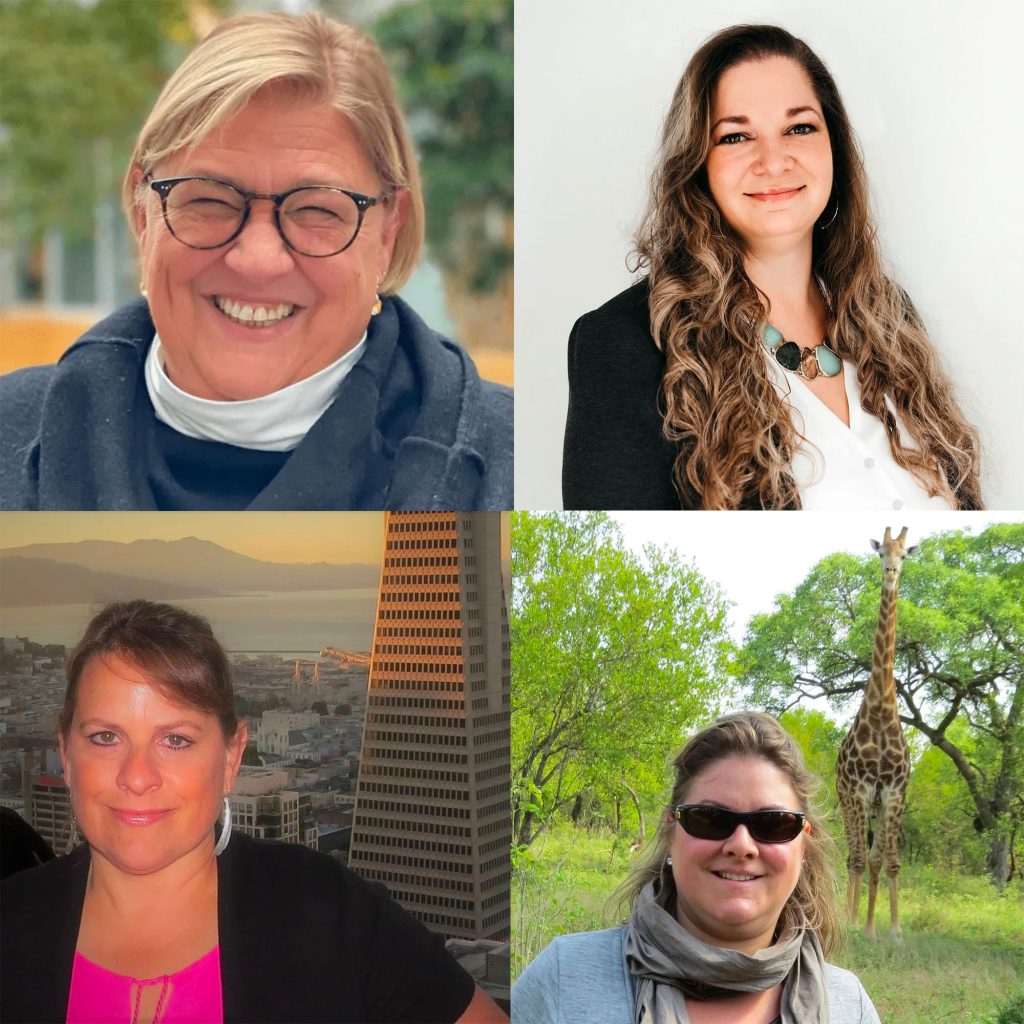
[
  {"x1": 865, "y1": 820, "x2": 882, "y2": 940},
  {"x1": 839, "y1": 784, "x2": 869, "y2": 928},
  {"x1": 883, "y1": 789, "x2": 906, "y2": 939}
]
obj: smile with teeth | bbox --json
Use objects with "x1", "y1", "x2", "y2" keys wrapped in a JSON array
[
  {"x1": 715, "y1": 871, "x2": 759, "y2": 881},
  {"x1": 212, "y1": 296, "x2": 298, "y2": 327}
]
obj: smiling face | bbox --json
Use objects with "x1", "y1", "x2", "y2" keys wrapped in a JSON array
[
  {"x1": 59, "y1": 653, "x2": 246, "y2": 877},
  {"x1": 132, "y1": 85, "x2": 407, "y2": 401},
  {"x1": 667, "y1": 755, "x2": 805, "y2": 953},
  {"x1": 705, "y1": 56, "x2": 833, "y2": 253}
]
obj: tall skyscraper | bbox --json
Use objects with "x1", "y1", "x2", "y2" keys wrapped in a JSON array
[{"x1": 348, "y1": 513, "x2": 510, "y2": 941}]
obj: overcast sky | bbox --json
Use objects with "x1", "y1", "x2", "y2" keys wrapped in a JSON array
[{"x1": 612, "y1": 511, "x2": 1023, "y2": 645}]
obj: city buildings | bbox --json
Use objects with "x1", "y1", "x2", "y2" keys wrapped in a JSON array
[
  {"x1": 229, "y1": 768, "x2": 318, "y2": 849},
  {"x1": 348, "y1": 512, "x2": 511, "y2": 941}
]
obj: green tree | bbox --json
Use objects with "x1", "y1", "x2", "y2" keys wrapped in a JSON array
[
  {"x1": 334, "y1": 702, "x2": 352, "y2": 716},
  {"x1": 370, "y1": 0, "x2": 512, "y2": 290},
  {"x1": 778, "y1": 707, "x2": 844, "y2": 813},
  {"x1": 512, "y1": 512, "x2": 735, "y2": 849},
  {"x1": 742, "y1": 523, "x2": 1024, "y2": 887},
  {"x1": 900, "y1": 719, "x2": 989, "y2": 871},
  {"x1": 311, "y1": 700, "x2": 328, "y2": 716},
  {"x1": 369, "y1": 0, "x2": 512, "y2": 354},
  {"x1": 0, "y1": 0, "x2": 223, "y2": 242}
]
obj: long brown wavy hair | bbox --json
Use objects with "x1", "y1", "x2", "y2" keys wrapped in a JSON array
[
  {"x1": 613, "y1": 712, "x2": 842, "y2": 957},
  {"x1": 632, "y1": 24, "x2": 983, "y2": 509}
]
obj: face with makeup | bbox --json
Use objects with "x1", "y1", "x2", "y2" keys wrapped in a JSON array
[
  {"x1": 132, "y1": 85, "x2": 408, "y2": 402},
  {"x1": 705, "y1": 56, "x2": 833, "y2": 252},
  {"x1": 59, "y1": 654, "x2": 247, "y2": 877}
]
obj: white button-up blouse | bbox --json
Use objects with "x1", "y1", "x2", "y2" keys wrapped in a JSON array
[{"x1": 764, "y1": 353, "x2": 953, "y2": 510}]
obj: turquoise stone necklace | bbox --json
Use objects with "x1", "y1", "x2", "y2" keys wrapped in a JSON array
[{"x1": 763, "y1": 323, "x2": 841, "y2": 381}]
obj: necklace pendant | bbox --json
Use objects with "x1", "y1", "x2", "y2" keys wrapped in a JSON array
[
  {"x1": 800, "y1": 347, "x2": 819, "y2": 380},
  {"x1": 816, "y1": 342, "x2": 841, "y2": 377}
]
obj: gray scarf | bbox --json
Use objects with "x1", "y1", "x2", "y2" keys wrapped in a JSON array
[{"x1": 624, "y1": 881, "x2": 829, "y2": 1024}]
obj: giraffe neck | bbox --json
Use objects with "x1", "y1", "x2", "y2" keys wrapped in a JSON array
[{"x1": 865, "y1": 580, "x2": 900, "y2": 720}]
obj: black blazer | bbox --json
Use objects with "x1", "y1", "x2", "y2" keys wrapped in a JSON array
[
  {"x1": 562, "y1": 279, "x2": 686, "y2": 510},
  {"x1": 1, "y1": 834, "x2": 475, "y2": 1023},
  {"x1": 562, "y1": 279, "x2": 981, "y2": 512}
]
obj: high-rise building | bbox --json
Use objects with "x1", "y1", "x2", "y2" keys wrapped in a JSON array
[
  {"x1": 29, "y1": 774, "x2": 76, "y2": 855},
  {"x1": 348, "y1": 513, "x2": 510, "y2": 940}
]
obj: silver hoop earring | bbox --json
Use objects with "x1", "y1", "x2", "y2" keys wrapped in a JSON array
[
  {"x1": 817, "y1": 197, "x2": 839, "y2": 230},
  {"x1": 214, "y1": 795, "x2": 232, "y2": 856}
]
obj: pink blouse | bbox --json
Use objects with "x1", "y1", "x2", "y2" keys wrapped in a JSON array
[{"x1": 67, "y1": 946, "x2": 222, "y2": 1024}]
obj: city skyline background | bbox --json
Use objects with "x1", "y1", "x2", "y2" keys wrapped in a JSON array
[{"x1": 1, "y1": 511, "x2": 512, "y2": 1002}]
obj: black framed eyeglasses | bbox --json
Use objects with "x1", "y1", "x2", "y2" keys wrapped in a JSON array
[
  {"x1": 673, "y1": 804, "x2": 810, "y2": 843},
  {"x1": 147, "y1": 176, "x2": 383, "y2": 258}
]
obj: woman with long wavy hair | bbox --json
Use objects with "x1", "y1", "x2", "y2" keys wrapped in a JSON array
[{"x1": 561, "y1": 24, "x2": 983, "y2": 511}]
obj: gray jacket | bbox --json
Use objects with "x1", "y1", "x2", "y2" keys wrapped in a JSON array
[
  {"x1": 513, "y1": 927, "x2": 882, "y2": 1024},
  {"x1": 0, "y1": 295, "x2": 512, "y2": 510}
]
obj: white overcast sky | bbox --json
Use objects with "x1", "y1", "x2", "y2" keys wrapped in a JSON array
[{"x1": 612, "y1": 511, "x2": 1023, "y2": 646}]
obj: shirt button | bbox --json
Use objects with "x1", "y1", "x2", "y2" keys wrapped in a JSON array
[
  {"x1": 864, "y1": 458, "x2": 875, "y2": 469},
  {"x1": 892, "y1": 499, "x2": 903, "y2": 510}
]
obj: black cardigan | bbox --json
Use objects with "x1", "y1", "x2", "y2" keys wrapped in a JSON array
[
  {"x1": 561, "y1": 279, "x2": 687, "y2": 510},
  {"x1": 0, "y1": 834, "x2": 475, "y2": 1023}
]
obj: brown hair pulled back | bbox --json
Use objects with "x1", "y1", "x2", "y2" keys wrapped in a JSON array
[{"x1": 59, "y1": 600, "x2": 238, "y2": 741}]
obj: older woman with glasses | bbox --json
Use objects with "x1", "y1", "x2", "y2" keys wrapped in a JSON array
[
  {"x1": 562, "y1": 24, "x2": 982, "y2": 511},
  {"x1": 513, "y1": 713, "x2": 881, "y2": 1024},
  {"x1": 0, "y1": 11, "x2": 511, "y2": 511},
  {"x1": 1, "y1": 600, "x2": 508, "y2": 1023}
]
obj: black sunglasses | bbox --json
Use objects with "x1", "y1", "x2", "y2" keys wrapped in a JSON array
[{"x1": 673, "y1": 804, "x2": 810, "y2": 843}]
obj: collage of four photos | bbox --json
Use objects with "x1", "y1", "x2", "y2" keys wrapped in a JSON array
[{"x1": 0, "y1": 1, "x2": 1021, "y2": 1023}]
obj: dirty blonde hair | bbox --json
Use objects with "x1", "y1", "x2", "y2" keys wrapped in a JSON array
[
  {"x1": 633, "y1": 24, "x2": 982, "y2": 509},
  {"x1": 122, "y1": 11, "x2": 423, "y2": 292},
  {"x1": 615, "y1": 712, "x2": 842, "y2": 956}
]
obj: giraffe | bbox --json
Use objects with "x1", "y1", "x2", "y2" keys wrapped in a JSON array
[{"x1": 836, "y1": 526, "x2": 916, "y2": 938}]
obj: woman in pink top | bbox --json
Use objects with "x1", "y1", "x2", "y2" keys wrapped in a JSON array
[{"x1": 1, "y1": 600, "x2": 507, "y2": 1023}]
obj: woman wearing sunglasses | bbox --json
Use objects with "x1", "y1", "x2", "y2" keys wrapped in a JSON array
[
  {"x1": 513, "y1": 712, "x2": 881, "y2": 1024},
  {"x1": 0, "y1": 11, "x2": 511, "y2": 512},
  {"x1": 562, "y1": 24, "x2": 982, "y2": 511}
]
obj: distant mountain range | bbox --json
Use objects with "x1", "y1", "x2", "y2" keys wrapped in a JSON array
[{"x1": 0, "y1": 538, "x2": 380, "y2": 608}]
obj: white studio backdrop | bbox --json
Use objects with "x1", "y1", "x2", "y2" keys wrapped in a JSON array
[{"x1": 514, "y1": 0, "x2": 1024, "y2": 510}]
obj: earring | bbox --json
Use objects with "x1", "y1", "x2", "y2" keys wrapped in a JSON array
[
  {"x1": 214, "y1": 795, "x2": 232, "y2": 856},
  {"x1": 816, "y1": 196, "x2": 839, "y2": 230},
  {"x1": 666, "y1": 856, "x2": 673, "y2": 867},
  {"x1": 139, "y1": 279, "x2": 148, "y2": 298},
  {"x1": 370, "y1": 293, "x2": 382, "y2": 317}
]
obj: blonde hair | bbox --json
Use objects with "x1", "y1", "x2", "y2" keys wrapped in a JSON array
[
  {"x1": 632, "y1": 24, "x2": 983, "y2": 509},
  {"x1": 614, "y1": 712, "x2": 842, "y2": 957},
  {"x1": 122, "y1": 11, "x2": 424, "y2": 292}
]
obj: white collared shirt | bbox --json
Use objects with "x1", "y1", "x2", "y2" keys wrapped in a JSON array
[
  {"x1": 145, "y1": 332, "x2": 367, "y2": 452},
  {"x1": 763, "y1": 352, "x2": 953, "y2": 510}
]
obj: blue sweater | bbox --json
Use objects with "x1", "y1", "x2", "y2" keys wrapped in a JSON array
[
  {"x1": 513, "y1": 927, "x2": 881, "y2": 1024},
  {"x1": 0, "y1": 296, "x2": 512, "y2": 510}
]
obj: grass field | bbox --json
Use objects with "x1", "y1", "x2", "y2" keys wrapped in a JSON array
[{"x1": 513, "y1": 823, "x2": 1024, "y2": 1024}]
